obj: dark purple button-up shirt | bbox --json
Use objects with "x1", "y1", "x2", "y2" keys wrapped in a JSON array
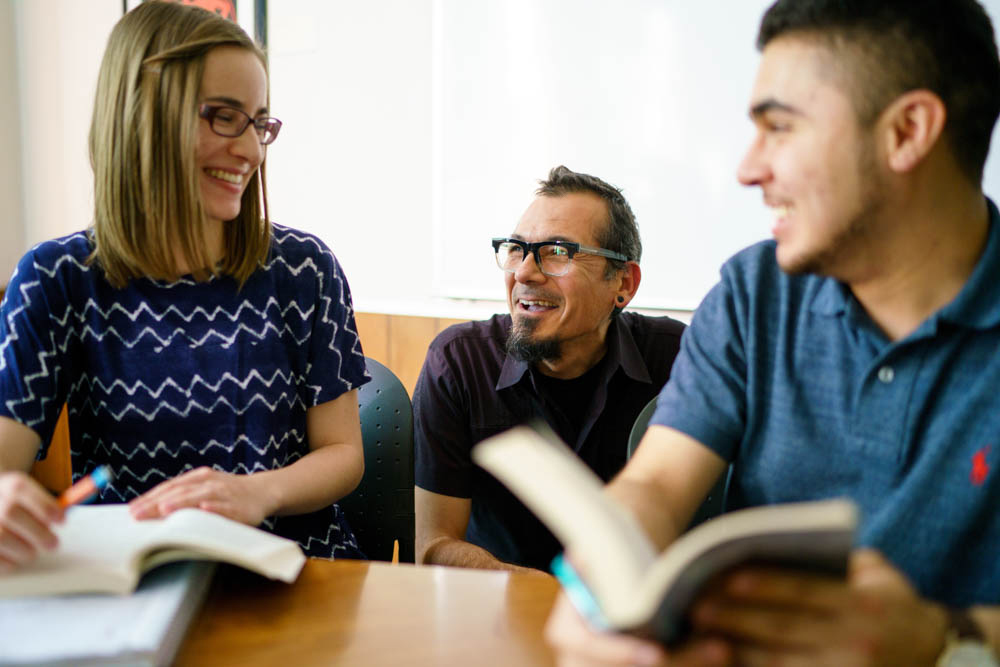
[{"x1": 414, "y1": 311, "x2": 685, "y2": 570}]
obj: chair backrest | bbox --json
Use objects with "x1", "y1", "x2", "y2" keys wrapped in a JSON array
[
  {"x1": 627, "y1": 396, "x2": 658, "y2": 459},
  {"x1": 339, "y1": 357, "x2": 415, "y2": 562},
  {"x1": 627, "y1": 396, "x2": 730, "y2": 530}
]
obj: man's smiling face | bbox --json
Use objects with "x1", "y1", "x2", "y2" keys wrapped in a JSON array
[
  {"x1": 737, "y1": 36, "x2": 887, "y2": 279},
  {"x1": 504, "y1": 192, "x2": 621, "y2": 366}
]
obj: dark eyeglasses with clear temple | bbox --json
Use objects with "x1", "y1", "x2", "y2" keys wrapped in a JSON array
[
  {"x1": 491, "y1": 237, "x2": 630, "y2": 277},
  {"x1": 198, "y1": 104, "x2": 282, "y2": 145}
]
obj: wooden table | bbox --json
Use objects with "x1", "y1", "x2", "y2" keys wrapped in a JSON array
[{"x1": 176, "y1": 559, "x2": 560, "y2": 666}]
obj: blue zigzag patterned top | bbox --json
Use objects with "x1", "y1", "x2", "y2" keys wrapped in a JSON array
[{"x1": 0, "y1": 224, "x2": 370, "y2": 558}]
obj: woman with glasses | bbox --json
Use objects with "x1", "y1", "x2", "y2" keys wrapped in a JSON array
[{"x1": 0, "y1": 1, "x2": 368, "y2": 568}]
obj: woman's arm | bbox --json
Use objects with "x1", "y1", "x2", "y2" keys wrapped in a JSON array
[{"x1": 128, "y1": 389, "x2": 364, "y2": 525}]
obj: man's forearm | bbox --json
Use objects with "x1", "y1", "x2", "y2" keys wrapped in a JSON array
[
  {"x1": 605, "y1": 475, "x2": 685, "y2": 552},
  {"x1": 421, "y1": 535, "x2": 542, "y2": 574},
  {"x1": 605, "y1": 425, "x2": 729, "y2": 552}
]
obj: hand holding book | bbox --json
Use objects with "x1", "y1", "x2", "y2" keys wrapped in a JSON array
[{"x1": 471, "y1": 424, "x2": 858, "y2": 646}]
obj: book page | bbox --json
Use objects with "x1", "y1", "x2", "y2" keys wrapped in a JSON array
[
  {"x1": 143, "y1": 508, "x2": 305, "y2": 581},
  {"x1": 1, "y1": 505, "x2": 150, "y2": 596},
  {"x1": 0, "y1": 505, "x2": 305, "y2": 598},
  {"x1": 472, "y1": 425, "x2": 657, "y2": 616}
]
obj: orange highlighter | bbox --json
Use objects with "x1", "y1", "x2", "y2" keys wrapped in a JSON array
[{"x1": 57, "y1": 465, "x2": 114, "y2": 508}]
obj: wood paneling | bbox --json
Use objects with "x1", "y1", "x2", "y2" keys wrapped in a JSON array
[
  {"x1": 30, "y1": 405, "x2": 71, "y2": 493},
  {"x1": 355, "y1": 312, "x2": 473, "y2": 396},
  {"x1": 389, "y1": 315, "x2": 441, "y2": 396},
  {"x1": 355, "y1": 312, "x2": 390, "y2": 368},
  {"x1": 436, "y1": 317, "x2": 468, "y2": 333}
]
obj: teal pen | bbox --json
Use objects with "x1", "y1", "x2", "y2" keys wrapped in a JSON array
[
  {"x1": 57, "y1": 465, "x2": 113, "y2": 507},
  {"x1": 550, "y1": 553, "x2": 610, "y2": 630}
]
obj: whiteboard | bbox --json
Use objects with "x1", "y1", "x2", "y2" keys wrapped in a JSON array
[{"x1": 433, "y1": 0, "x2": 1000, "y2": 310}]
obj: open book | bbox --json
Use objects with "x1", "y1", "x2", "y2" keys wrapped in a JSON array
[
  {"x1": 1, "y1": 504, "x2": 306, "y2": 598},
  {"x1": 471, "y1": 424, "x2": 858, "y2": 646}
]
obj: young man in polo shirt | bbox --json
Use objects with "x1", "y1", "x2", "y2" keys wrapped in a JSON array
[{"x1": 545, "y1": 1, "x2": 1000, "y2": 665}]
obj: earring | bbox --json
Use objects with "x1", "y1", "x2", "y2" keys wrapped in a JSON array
[{"x1": 617, "y1": 296, "x2": 625, "y2": 303}]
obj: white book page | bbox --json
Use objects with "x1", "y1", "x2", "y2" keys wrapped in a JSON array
[
  {"x1": 2, "y1": 505, "x2": 164, "y2": 596},
  {"x1": 145, "y1": 508, "x2": 305, "y2": 581},
  {"x1": 473, "y1": 426, "x2": 657, "y2": 617},
  {"x1": 0, "y1": 505, "x2": 304, "y2": 598}
]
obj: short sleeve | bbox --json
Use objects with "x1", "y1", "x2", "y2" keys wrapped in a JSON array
[
  {"x1": 0, "y1": 248, "x2": 74, "y2": 451},
  {"x1": 303, "y1": 247, "x2": 369, "y2": 406},
  {"x1": 651, "y1": 267, "x2": 749, "y2": 461},
  {"x1": 412, "y1": 339, "x2": 475, "y2": 498}
]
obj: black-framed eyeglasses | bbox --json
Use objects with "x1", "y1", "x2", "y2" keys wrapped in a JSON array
[
  {"x1": 198, "y1": 104, "x2": 282, "y2": 145},
  {"x1": 491, "y1": 237, "x2": 630, "y2": 277}
]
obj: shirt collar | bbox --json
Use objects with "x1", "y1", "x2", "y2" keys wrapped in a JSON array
[
  {"x1": 936, "y1": 197, "x2": 1000, "y2": 329},
  {"x1": 495, "y1": 314, "x2": 651, "y2": 391},
  {"x1": 496, "y1": 344, "x2": 531, "y2": 390},
  {"x1": 809, "y1": 277, "x2": 850, "y2": 317},
  {"x1": 609, "y1": 314, "x2": 653, "y2": 384}
]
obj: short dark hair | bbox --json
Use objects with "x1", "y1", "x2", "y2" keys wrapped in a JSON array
[
  {"x1": 757, "y1": 0, "x2": 1000, "y2": 185},
  {"x1": 535, "y1": 166, "x2": 641, "y2": 279}
]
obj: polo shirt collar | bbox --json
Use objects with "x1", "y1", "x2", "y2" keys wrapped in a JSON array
[
  {"x1": 807, "y1": 197, "x2": 1000, "y2": 330},
  {"x1": 494, "y1": 314, "x2": 650, "y2": 391},
  {"x1": 936, "y1": 197, "x2": 1000, "y2": 330},
  {"x1": 809, "y1": 277, "x2": 850, "y2": 318}
]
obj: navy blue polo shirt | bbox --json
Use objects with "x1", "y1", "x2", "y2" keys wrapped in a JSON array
[
  {"x1": 653, "y1": 198, "x2": 1000, "y2": 606},
  {"x1": 414, "y1": 312, "x2": 685, "y2": 570}
]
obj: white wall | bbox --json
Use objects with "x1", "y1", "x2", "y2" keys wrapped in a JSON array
[
  {"x1": 5, "y1": 0, "x2": 1000, "y2": 321},
  {"x1": 11, "y1": 0, "x2": 121, "y2": 251},
  {"x1": 265, "y1": 0, "x2": 1000, "y2": 315},
  {"x1": 265, "y1": 0, "x2": 442, "y2": 315},
  {"x1": 432, "y1": 0, "x2": 775, "y2": 311},
  {"x1": 0, "y1": 0, "x2": 25, "y2": 277}
]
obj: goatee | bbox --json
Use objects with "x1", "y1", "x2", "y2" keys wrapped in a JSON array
[{"x1": 505, "y1": 317, "x2": 561, "y2": 363}]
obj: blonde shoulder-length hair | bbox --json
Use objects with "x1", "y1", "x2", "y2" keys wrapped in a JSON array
[{"x1": 88, "y1": 1, "x2": 271, "y2": 288}]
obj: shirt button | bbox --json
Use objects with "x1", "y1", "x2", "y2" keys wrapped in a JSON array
[{"x1": 877, "y1": 366, "x2": 895, "y2": 384}]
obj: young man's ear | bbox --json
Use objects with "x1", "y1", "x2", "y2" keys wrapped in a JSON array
[{"x1": 879, "y1": 89, "x2": 947, "y2": 174}]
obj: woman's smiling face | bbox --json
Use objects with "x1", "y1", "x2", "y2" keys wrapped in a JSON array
[{"x1": 195, "y1": 46, "x2": 268, "y2": 227}]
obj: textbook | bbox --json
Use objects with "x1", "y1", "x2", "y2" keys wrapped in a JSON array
[
  {"x1": 0, "y1": 504, "x2": 306, "y2": 598},
  {"x1": 471, "y1": 424, "x2": 858, "y2": 646},
  {"x1": 0, "y1": 561, "x2": 216, "y2": 666}
]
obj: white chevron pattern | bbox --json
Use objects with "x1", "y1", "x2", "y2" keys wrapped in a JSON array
[{"x1": 0, "y1": 224, "x2": 368, "y2": 557}]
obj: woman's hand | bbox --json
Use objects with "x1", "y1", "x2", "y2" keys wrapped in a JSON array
[
  {"x1": 128, "y1": 390, "x2": 364, "y2": 527},
  {"x1": 0, "y1": 471, "x2": 64, "y2": 571},
  {"x1": 128, "y1": 466, "x2": 276, "y2": 526}
]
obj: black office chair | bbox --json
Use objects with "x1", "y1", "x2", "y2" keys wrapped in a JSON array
[
  {"x1": 628, "y1": 396, "x2": 730, "y2": 530},
  {"x1": 340, "y1": 357, "x2": 415, "y2": 562}
]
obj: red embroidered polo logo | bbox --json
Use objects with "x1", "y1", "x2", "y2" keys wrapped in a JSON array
[{"x1": 970, "y1": 446, "x2": 991, "y2": 486}]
